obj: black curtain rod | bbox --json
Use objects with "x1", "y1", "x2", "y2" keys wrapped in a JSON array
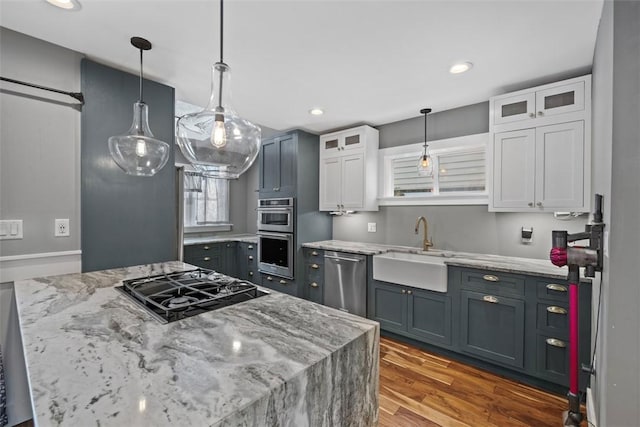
[{"x1": 0, "y1": 76, "x2": 84, "y2": 104}]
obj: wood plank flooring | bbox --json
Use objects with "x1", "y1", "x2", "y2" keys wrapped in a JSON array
[{"x1": 378, "y1": 336, "x2": 588, "y2": 427}]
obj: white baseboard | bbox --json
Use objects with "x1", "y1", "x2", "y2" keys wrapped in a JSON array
[
  {"x1": 0, "y1": 250, "x2": 81, "y2": 283},
  {"x1": 587, "y1": 387, "x2": 597, "y2": 427}
]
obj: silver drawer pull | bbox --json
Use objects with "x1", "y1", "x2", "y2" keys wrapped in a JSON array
[
  {"x1": 203, "y1": 257, "x2": 211, "y2": 261},
  {"x1": 266, "y1": 276, "x2": 273, "y2": 281},
  {"x1": 483, "y1": 275, "x2": 499, "y2": 282},
  {"x1": 279, "y1": 280, "x2": 287, "y2": 285},
  {"x1": 311, "y1": 264, "x2": 319, "y2": 269},
  {"x1": 203, "y1": 246, "x2": 210, "y2": 250},
  {"x1": 546, "y1": 284, "x2": 567, "y2": 292},
  {"x1": 483, "y1": 295, "x2": 499, "y2": 304},
  {"x1": 407, "y1": 290, "x2": 412, "y2": 295},
  {"x1": 310, "y1": 282, "x2": 319, "y2": 288},
  {"x1": 248, "y1": 245, "x2": 254, "y2": 250},
  {"x1": 546, "y1": 338, "x2": 567, "y2": 348},
  {"x1": 249, "y1": 272, "x2": 253, "y2": 276},
  {"x1": 401, "y1": 289, "x2": 406, "y2": 294},
  {"x1": 547, "y1": 306, "x2": 567, "y2": 315},
  {"x1": 311, "y1": 251, "x2": 319, "y2": 256},
  {"x1": 248, "y1": 256, "x2": 254, "y2": 260}
]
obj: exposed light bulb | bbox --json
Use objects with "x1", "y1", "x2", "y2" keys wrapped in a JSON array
[
  {"x1": 135, "y1": 139, "x2": 147, "y2": 157},
  {"x1": 211, "y1": 116, "x2": 226, "y2": 148},
  {"x1": 421, "y1": 155, "x2": 430, "y2": 168}
]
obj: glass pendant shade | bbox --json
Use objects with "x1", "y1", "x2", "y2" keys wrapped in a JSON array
[
  {"x1": 108, "y1": 102, "x2": 170, "y2": 177},
  {"x1": 417, "y1": 153, "x2": 433, "y2": 177},
  {"x1": 177, "y1": 62, "x2": 261, "y2": 179}
]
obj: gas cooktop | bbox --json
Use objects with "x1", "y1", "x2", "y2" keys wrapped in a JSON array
[{"x1": 116, "y1": 269, "x2": 268, "y2": 323}]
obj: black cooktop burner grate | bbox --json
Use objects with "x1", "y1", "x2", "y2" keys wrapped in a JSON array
[{"x1": 116, "y1": 269, "x2": 267, "y2": 323}]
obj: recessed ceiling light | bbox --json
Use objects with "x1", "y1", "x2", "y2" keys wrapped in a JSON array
[
  {"x1": 449, "y1": 62, "x2": 473, "y2": 74},
  {"x1": 309, "y1": 108, "x2": 324, "y2": 116},
  {"x1": 45, "y1": 0, "x2": 80, "y2": 10}
]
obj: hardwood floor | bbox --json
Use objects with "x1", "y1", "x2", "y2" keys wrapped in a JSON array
[{"x1": 378, "y1": 336, "x2": 588, "y2": 427}]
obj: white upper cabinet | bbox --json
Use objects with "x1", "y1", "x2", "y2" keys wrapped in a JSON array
[
  {"x1": 489, "y1": 75, "x2": 591, "y2": 212},
  {"x1": 319, "y1": 125, "x2": 379, "y2": 211}
]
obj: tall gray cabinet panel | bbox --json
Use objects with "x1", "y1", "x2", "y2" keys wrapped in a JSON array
[{"x1": 81, "y1": 59, "x2": 177, "y2": 272}]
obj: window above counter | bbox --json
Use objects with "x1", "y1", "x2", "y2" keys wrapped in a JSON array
[
  {"x1": 183, "y1": 171, "x2": 232, "y2": 233},
  {"x1": 378, "y1": 133, "x2": 489, "y2": 206}
]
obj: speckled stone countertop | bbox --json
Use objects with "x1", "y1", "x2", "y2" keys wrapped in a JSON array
[
  {"x1": 303, "y1": 240, "x2": 583, "y2": 280},
  {"x1": 184, "y1": 233, "x2": 258, "y2": 246},
  {"x1": 14, "y1": 261, "x2": 379, "y2": 426}
]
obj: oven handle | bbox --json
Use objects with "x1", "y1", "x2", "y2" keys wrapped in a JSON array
[
  {"x1": 258, "y1": 232, "x2": 293, "y2": 240},
  {"x1": 255, "y1": 207, "x2": 293, "y2": 213}
]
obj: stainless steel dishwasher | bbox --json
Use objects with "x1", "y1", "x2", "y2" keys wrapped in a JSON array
[{"x1": 324, "y1": 251, "x2": 367, "y2": 317}]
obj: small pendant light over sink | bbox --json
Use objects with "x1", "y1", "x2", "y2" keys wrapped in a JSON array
[
  {"x1": 108, "y1": 37, "x2": 170, "y2": 177},
  {"x1": 417, "y1": 108, "x2": 433, "y2": 177},
  {"x1": 176, "y1": 0, "x2": 261, "y2": 179}
]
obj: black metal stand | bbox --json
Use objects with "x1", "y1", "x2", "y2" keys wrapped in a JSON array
[{"x1": 0, "y1": 76, "x2": 84, "y2": 104}]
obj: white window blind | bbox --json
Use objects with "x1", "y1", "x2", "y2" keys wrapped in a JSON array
[
  {"x1": 438, "y1": 150, "x2": 486, "y2": 193},
  {"x1": 184, "y1": 173, "x2": 230, "y2": 226},
  {"x1": 393, "y1": 157, "x2": 434, "y2": 196}
]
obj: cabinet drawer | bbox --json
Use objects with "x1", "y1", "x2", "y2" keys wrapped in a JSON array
[
  {"x1": 536, "y1": 302, "x2": 569, "y2": 337},
  {"x1": 460, "y1": 290, "x2": 525, "y2": 369},
  {"x1": 459, "y1": 269, "x2": 525, "y2": 298},
  {"x1": 303, "y1": 248, "x2": 324, "y2": 265},
  {"x1": 535, "y1": 333, "x2": 569, "y2": 385},
  {"x1": 536, "y1": 279, "x2": 569, "y2": 302},
  {"x1": 260, "y1": 274, "x2": 297, "y2": 296},
  {"x1": 184, "y1": 243, "x2": 222, "y2": 259}
]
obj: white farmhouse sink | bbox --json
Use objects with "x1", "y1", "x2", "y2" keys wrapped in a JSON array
[{"x1": 373, "y1": 251, "x2": 448, "y2": 292}]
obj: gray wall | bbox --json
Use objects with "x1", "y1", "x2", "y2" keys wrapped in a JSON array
[
  {"x1": 592, "y1": 1, "x2": 640, "y2": 426},
  {"x1": 332, "y1": 100, "x2": 587, "y2": 260},
  {"x1": 0, "y1": 28, "x2": 82, "y2": 256}
]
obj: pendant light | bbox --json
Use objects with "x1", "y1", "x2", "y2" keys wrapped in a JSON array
[
  {"x1": 176, "y1": 0, "x2": 261, "y2": 179},
  {"x1": 108, "y1": 37, "x2": 170, "y2": 177},
  {"x1": 417, "y1": 108, "x2": 433, "y2": 177}
]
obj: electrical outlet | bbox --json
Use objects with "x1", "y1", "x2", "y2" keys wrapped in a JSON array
[
  {"x1": 367, "y1": 222, "x2": 377, "y2": 233},
  {"x1": 55, "y1": 219, "x2": 70, "y2": 237}
]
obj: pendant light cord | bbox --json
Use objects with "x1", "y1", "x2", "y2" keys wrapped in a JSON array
[
  {"x1": 139, "y1": 48, "x2": 144, "y2": 103},
  {"x1": 217, "y1": 0, "x2": 224, "y2": 110},
  {"x1": 423, "y1": 110, "x2": 428, "y2": 155}
]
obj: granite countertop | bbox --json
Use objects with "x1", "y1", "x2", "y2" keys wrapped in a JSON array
[
  {"x1": 183, "y1": 233, "x2": 258, "y2": 246},
  {"x1": 14, "y1": 261, "x2": 379, "y2": 426},
  {"x1": 303, "y1": 240, "x2": 583, "y2": 281}
]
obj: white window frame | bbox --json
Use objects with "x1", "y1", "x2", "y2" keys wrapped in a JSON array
[
  {"x1": 181, "y1": 167, "x2": 233, "y2": 234},
  {"x1": 378, "y1": 133, "x2": 489, "y2": 206}
]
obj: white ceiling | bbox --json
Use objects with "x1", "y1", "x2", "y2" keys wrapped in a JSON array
[{"x1": 0, "y1": 0, "x2": 603, "y2": 134}]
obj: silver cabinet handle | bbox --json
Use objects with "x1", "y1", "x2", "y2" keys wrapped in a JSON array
[
  {"x1": 546, "y1": 338, "x2": 567, "y2": 348},
  {"x1": 266, "y1": 276, "x2": 273, "y2": 281},
  {"x1": 323, "y1": 255, "x2": 362, "y2": 263},
  {"x1": 483, "y1": 275, "x2": 499, "y2": 282},
  {"x1": 537, "y1": 202, "x2": 543, "y2": 207},
  {"x1": 203, "y1": 257, "x2": 211, "y2": 261},
  {"x1": 279, "y1": 280, "x2": 287, "y2": 285},
  {"x1": 248, "y1": 245, "x2": 254, "y2": 250},
  {"x1": 311, "y1": 264, "x2": 319, "y2": 269},
  {"x1": 546, "y1": 284, "x2": 568, "y2": 292},
  {"x1": 226, "y1": 243, "x2": 231, "y2": 248},
  {"x1": 249, "y1": 271, "x2": 253, "y2": 276},
  {"x1": 407, "y1": 290, "x2": 413, "y2": 295},
  {"x1": 248, "y1": 256, "x2": 254, "y2": 260},
  {"x1": 529, "y1": 113, "x2": 536, "y2": 118},
  {"x1": 203, "y1": 245, "x2": 210, "y2": 250},
  {"x1": 311, "y1": 251, "x2": 319, "y2": 256},
  {"x1": 483, "y1": 295, "x2": 499, "y2": 304},
  {"x1": 310, "y1": 282, "x2": 319, "y2": 288},
  {"x1": 547, "y1": 306, "x2": 567, "y2": 315},
  {"x1": 401, "y1": 289, "x2": 406, "y2": 294},
  {"x1": 528, "y1": 202, "x2": 534, "y2": 207}
]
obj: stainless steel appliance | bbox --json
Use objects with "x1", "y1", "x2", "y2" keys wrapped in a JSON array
[
  {"x1": 324, "y1": 251, "x2": 367, "y2": 317},
  {"x1": 257, "y1": 231, "x2": 294, "y2": 278},
  {"x1": 257, "y1": 197, "x2": 294, "y2": 233},
  {"x1": 116, "y1": 269, "x2": 268, "y2": 323}
]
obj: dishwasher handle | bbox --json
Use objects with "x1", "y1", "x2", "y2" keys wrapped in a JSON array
[{"x1": 324, "y1": 255, "x2": 363, "y2": 263}]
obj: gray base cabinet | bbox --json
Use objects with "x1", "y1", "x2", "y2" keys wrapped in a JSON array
[
  {"x1": 369, "y1": 280, "x2": 452, "y2": 347},
  {"x1": 260, "y1": 273, "x2": 297, "y2": 296},
  {"x1": 237, "y1": 242, "x2": 259, "y2": 282},
  {"x1": 369, "y1": 263, "x2": 591, "y2": 391},
  {"x1": 183, "y1": 242, "x2": 240, "y2": 277}
]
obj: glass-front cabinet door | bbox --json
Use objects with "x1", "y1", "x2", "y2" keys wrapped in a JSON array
[
  {"x1": 535, "y1": 80, "x2": 585, "y2": 118},
  {"x1": 493, "y1": 92, "x2": 536, "y2": 125}
]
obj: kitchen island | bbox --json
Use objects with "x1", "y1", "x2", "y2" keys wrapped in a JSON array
[{"x1": 13, "y1": 261, "x2": 379, "y2": 426}]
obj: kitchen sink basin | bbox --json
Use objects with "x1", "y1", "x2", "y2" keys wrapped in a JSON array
[{"x1": 372, "y1": 251, "x2": 448, "y2": 292}]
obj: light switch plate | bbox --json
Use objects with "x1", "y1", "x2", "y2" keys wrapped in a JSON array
[
  {"x1": 0, "y1": 220, "x2": 23, "y2": 240},
  {"x1": 367, "y1": 222, "x2": 377, "y2": 233}
]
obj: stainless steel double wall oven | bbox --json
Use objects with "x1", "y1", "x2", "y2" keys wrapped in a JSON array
[{"x1": 257, "y1": 198, "x2": 294, "y2": 278}]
